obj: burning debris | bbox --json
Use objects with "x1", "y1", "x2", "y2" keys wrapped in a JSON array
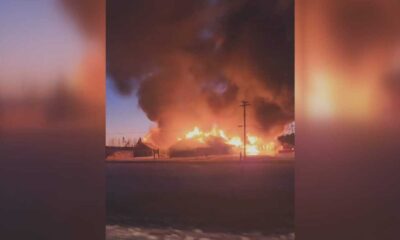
[{"x1": 170, "y1": 126, "x2": 278, "y2": 157}]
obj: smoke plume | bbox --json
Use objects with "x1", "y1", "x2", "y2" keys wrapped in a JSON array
[{"x1": 107, "y1": 0, "x2": 294, "y2": 146}]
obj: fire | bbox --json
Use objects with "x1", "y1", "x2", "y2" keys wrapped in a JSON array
[
  {"x1": 246, "y1": 145, "x2": 260, "y2": 156},
  {"x1": 185, "y1": 126, "x2": 202, "y2": 139},
  {"x1": 228, "y1": 137, "x2": 242, "y2": 147},
  {"x1": 178, "y1": 126, "x2": 277, "y2": 156}
]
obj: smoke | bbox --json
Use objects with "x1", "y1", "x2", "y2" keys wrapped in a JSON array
[
  {"x1": 107, "y1": 0, "x2": 294, "y2": 146},
  {"x1": 326, "y1": 0, "x2": 400, "y2": 113},
  {"x1": 326, "y1": 0, "x2": 400, "y2": 61},
  {"x1": 298, "y1": 0, "x2": 400, "y2": 123},
  {"x1": 55, "y1": 0, "x2": 105, "y2": 129},
  {"x1": 60, "y1": 0, "x2": 105, "y2": 40}
]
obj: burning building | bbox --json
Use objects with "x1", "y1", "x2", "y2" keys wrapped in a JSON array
[
  {"x1": 107, "y1": 0, "x2": 294, "y2": 152},
  {"x1": 169, "y1": 137, "x2": 231, "y2": 158},
  {"x1": 167, "y1": 126, "x2": 277, "y2": 157}
]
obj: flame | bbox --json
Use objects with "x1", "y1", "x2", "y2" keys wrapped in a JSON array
[
  {"x1": 179, "y1": 126, "x2": 277, "y2": 156},
  {"x1": 246, "y1": 145, "x2": 260, "y2": 155},
  {"x1": 248, "y1": 135, "x2": 258, "y2": 145},
  {"x1": 185, "y1": 126, "x2": 201, "y2": 139},
  {"x1": 228, "y1": 137, "x2": 242, "y2": 147}
]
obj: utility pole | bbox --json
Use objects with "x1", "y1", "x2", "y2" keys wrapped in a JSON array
[{"x1": 240, "y1": 100, "x2": 250, "y2": 160}]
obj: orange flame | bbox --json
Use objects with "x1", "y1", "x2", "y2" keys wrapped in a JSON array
[{"x1": 178, "y1": 126, "x2": 277, "y2": 156}]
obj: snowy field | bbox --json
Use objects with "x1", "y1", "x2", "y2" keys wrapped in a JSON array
[
  {"x1": 106, "y1": 225, "x2": 295, "y2": 240},
  {"x1": 107, "y1": 158, "x2": 294, "y2": 240}
]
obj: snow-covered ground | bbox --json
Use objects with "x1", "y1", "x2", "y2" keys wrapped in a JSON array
[
  {"x1": 107, "y1": 160, "x2": 294, "y2": 239},
  {"x1": 106, "y1": 225, "x2": 295, "y2": 240}
]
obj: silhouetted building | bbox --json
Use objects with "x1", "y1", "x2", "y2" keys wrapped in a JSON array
[
  {"x1": 169, "y1": 138, "x2": 231, "y2": 157},
  {"x1": 133, "y1": 138, "x2": 157, "y2": 158}
]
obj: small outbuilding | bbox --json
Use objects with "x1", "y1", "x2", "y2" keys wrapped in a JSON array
[{"x1": 132, "y1": 138, "x2": 159, "y2": 158}]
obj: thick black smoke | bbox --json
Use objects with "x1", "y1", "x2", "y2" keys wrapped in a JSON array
[{"x1": 107, "y1": 0, "x2": 294, "y2": 141}]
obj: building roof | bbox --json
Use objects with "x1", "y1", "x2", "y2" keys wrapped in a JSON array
[{"x1": 133, "y1": 138, "x2": 156, "y2": 151}]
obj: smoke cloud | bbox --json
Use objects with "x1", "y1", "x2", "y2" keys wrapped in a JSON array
[
  {"x1": 60, "y1": 0, "x2": 105, "y2": 40},
  {"x1": 107, "y1": 0, "x2": 294, "y2": 146}
]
